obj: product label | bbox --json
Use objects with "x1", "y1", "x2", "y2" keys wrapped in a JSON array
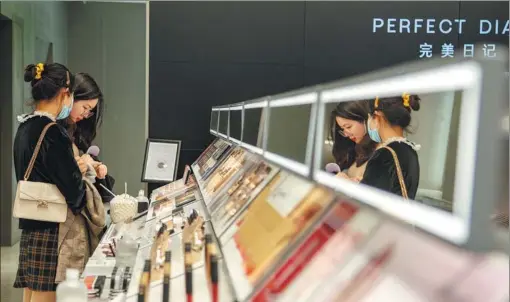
[{"x1": 266, "y1": 173, "x2": 314, "y2": 217}]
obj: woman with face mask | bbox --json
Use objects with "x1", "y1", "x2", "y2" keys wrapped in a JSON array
[
  {"x1": 330, "y1": 100, "x2": 378, "y2": 181},
  {"x1": 58, "y1": 73, "x2": 115, "y2": 203},
  {"x1": 360, "y1": 94, "x2": 421, "y2": 199},
  {"x1": 13, "y1": 63, "x2": 87, "y2": 302}
]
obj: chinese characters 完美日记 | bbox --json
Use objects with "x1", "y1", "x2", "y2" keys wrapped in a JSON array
[{"x1": 418, "y1": 43, "x2": 498, "y2": 59}]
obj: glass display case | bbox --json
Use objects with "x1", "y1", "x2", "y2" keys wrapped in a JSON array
[{"x1": 81, "y1": 49, "x2": 508, "y2": 302}]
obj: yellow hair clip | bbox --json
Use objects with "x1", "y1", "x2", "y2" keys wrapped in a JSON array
[
  {"x1": 34, "y1": 63, "x2": 44, "y2": 80},
  {"x1": 402, "y1": 93, "x2": 410, "y2": 108},
  {"x1": 374, "y1": 96, "x2": 379, "y2": 109}
]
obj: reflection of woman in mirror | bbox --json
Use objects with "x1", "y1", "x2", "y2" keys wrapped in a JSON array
[
  {"x1": 361, "y1": 94, "x2": 421, "y2": 199},
  {"x1": 330, "y1": 100, "x2": 378, "y2": 181}
]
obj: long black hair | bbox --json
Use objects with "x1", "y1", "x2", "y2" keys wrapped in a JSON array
[
  {"x1": 59, "y1": 73, "x2": 104, "y2": 151},
  {"x1": 330, "y1": 100, "x2": 377, "y2": 170}
]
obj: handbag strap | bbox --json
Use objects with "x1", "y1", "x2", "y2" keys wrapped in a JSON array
[
  {"x1": 382, "y1": 146, "x2": 409, "y2": 199},
  {"x1": 24, "y1": 122, "x2": 57, "y2": 181}
]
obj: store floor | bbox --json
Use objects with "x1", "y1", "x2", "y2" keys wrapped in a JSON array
[{"x1": 1, "y1": 243, "x2": 22, "y2": 302}]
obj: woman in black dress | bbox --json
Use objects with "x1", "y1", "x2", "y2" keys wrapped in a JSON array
[
  {"x1": 58, "y1": 73, "x2": 115, "y2": 203},
  {"x1": 361, "y1": 94, "x2": 421, "y2": 199},
  {"x1": 13, "y1": 63, "x2": 87, "y2": 302}
]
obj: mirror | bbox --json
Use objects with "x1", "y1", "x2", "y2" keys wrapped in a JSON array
[
  {"x1": 266, "y1": 104, "x2": 312, "y2": 164},
  {"x1": 210, "y1": 110, "x2": 219, "y2": 131},
  {"x1": 219, "y1": 110, "x2": 229, "y2": 136},
  {"x1": 321, "y1": 91, "x2": 460, "y2": 211},
  {"x1": 243, "y1": 107, "x2": 265, "y2": 148},
  {"x1": 313, "y1": 56, "x2": 509, "y2": 248},
  {"x1": 229, "y1": 109, "x2": 242, "y2": 141}
]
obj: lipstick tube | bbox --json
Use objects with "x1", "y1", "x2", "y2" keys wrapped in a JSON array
[
  {"x1": 185, "y1": 243, "x2": 193, "y2": 302},
  {"x1": 210, "y1": 255, "x2": 219, "y2": 302},
  {"x1": 162, "y1": 251, "x2": 171, "y2": 302},
  {"x1": 204, "y1": 234, "x2": 213, "y2": 283},
  {"x1": 138, "y1": 259, "x2": 151, "y2": 302},
  {"x1": 109, "y1": 243, "x2": 116, "y2": 257}
]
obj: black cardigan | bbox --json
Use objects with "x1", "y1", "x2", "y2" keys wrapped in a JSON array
[
  {"x1": 14, "y1": 116, "x2": 86, "y2": 230},
  {"x1": 361, "y1": 141, "x2": 420, "y2": 199}
]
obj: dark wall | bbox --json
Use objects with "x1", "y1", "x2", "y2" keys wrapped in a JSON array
[
  {"x1": 149, "y1": 2, "x2": 306, "y2": 190},
  {"x1": 458, "y1": 1, "x2": 509, "y2": 46},
  {"x1": 304, "y1": 1, "x2": 460, "y2": 84},
  {"x1": 149, "y1": 1, "x2": 509, "y2": 187},
  {"x1": 0, "y1": 18, "x2": 14, "y2": 246}
]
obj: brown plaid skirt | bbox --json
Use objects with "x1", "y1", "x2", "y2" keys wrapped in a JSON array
[{"x1": 14, "y1": 228, "x2": 59, "y2": 291}]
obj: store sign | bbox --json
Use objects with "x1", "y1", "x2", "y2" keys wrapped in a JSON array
[{"x1": 372, "y1": 18, "x2": 510, "y2": 59}]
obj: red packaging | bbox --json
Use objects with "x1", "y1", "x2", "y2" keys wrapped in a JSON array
[{"x1": 253, "y1": 200, "x2": 359, "y2": 302}]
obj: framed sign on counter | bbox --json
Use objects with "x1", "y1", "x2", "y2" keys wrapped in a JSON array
[{"x1": 142, "y1": 138, "x2": 181, "y2": 183}]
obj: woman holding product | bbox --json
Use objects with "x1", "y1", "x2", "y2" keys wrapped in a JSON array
[
  {"x1": 58, "y1": 73, "x2": 115, "y2": 203},
  {"x1": 330, "y1": 100, "x2": 378, "y2": 181},
  {"x1": 13, "y1": 63, "x2": 86, "y2": 302}
]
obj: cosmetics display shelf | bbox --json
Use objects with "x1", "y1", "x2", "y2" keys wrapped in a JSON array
[
  {"x1": 83, "y1": 193, "x2": 236, "y2": 302},
  {"x1": 198, "y1": 52, "x2": 509, "y2": 301},
  {"x1": 191, "y1": 137, "x2": 509, "y2": 302},
  {"x1": 82, "y1": 51, "x2": 508, "y2": 301},
  {"x1": 188, "y1": 140, "x2": 352, "y2": 301},
  {"x1": 193, "y1": 139, "x2": 509, "y2": 302},
  {"x1": 190, "y1": 161, "x2": 251, "y2": 300},
  {"x1": 83, "y1": 130, "x2": 509, "y2": 302},
  {"x1": 210, "y1": 52, "x2": 510, "y2": 252},
  {"x1": 121, "y1": 220, "x2": 234, "y2": 302}
]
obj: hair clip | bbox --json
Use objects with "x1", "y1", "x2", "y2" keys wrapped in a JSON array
[
  {"x1": 402, "y1": 93, "x2": 410, "y2": 108},
  {"x1": 35, "y1": 63, "x2": 44, "y2": 80},
  {"x1": 374, "y1": 97, "x2": 379, "y2": 109}
]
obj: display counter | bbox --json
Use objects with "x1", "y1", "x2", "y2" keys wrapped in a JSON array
[
  {"x1": 82, "y1": 135, "x2": 509, "y2": 302},
  {"x1": 81, "y1": 52, "x2": 509, "y2": 302}
]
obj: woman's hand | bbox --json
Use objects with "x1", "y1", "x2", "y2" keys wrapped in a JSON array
[
  {"x1": 336, "y1": 172, "x2": 362, "y2": 183},
  {"x1": 80, "y1": 154, "x2": 95, "y2": 165},
  {"x1": 352, "y1": 176, "x2": 363, "y2": 183},
  {"x1": 95, "y1": 164, "x2": 108, "y2": 179},
  {"x1": 75, "y1": 156, "x2": 88, "y2": 175},
  {"x1": 335, "y1": 172, "x2": 350, "y2": 179}
]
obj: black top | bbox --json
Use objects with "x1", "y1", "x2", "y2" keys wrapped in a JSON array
[
  {"x1": 361, "y1": 141, "x2": 420, "y2": 199},
  {"x1": 14, "y1": 116, "x2": 86, "y2": 230},
  {"x1": 91, "y1": 167, "x2": 116, "y2": 203}
]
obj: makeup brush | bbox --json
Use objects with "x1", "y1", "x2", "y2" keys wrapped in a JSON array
[
  {"x1": 185, "y1": 243, "x2": 193, "y2": 302},
  {"x1": 99, "y1": 183, "x2": 116, "y2": 197},
  {"x1": 210, "y1": 255, "x2": 219, "y2": 302},
  {"x1": 162, "y1": 251, "x2": 172, "y2": 302}
]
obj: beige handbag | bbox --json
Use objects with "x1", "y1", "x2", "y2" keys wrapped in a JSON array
[
  {"x1": 13, "y1": 122, "x2": 68, "y2": 223},
  {"x1": 382, "y1": 146, "x2": 409, "y2": 199}
]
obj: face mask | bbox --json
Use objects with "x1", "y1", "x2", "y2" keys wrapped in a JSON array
[
  {"x1": 367, "y1": 115, "x2": 382, "y2": 143},
  {"x1": 57, "y1": 93, "x2": 74, "y2": 120}
]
